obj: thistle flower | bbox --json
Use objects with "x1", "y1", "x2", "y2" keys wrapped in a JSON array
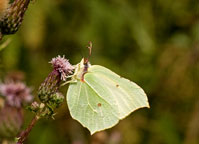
[
  {"x1": 50, "y1": 55, "x2": 74, "y2": 81},
  {"x1": 0, "y1": 0, "x2": 31, "y2": 40},
  {"x1": 0, "y1": 81, "x2": 33, "y2": 108},
  {"x1": 38, "y1": 56, "x2": 73, "y2": 116}
]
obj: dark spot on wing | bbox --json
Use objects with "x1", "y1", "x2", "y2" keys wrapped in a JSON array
[
  {"x1": 98, "y1": 103, "x2": 102, "y2": 107},
  {"x1": 116, "y1": 84, "x2": 119, "y2": 87}
]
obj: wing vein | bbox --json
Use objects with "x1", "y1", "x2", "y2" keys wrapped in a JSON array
[
  {"x1": 84, "y1": 83, "x2": 97, "y2": 113},
  {"x1": 72, "y1": 82, "x2": 83, "y2": 115},
  {"x1": 85, "y1": 81, "x2": 119, "y2": 119}
]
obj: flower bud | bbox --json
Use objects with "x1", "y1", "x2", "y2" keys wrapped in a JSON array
[
  {"x1": 0, "y1": 105, "x2": 23, "y2": 139},
  {"x1": 28, "y1": 101, "x2": 39, "y2": 113},
  {"x1": 0, "y1": 0, "x2": 31, "y2": 39},
  {"x1": 0, "y1": 0, "x2": 9, "y2": 19},
  {"x1": 38, "y1": 70, "x2": 60, "y2": 103},
  {"x1": 48, "y1": 92, "x2": 64, "y2": 109}
]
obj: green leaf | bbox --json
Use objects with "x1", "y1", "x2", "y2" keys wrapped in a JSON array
[{"x1": 66, "y1": 59, "x2": 149, "y2": 134}]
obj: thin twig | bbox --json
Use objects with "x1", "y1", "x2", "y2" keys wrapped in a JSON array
[{"x1": 17, "y1": 115, "x2": 40, "y2": 144}]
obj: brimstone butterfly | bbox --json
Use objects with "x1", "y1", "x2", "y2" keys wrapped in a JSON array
[{"x1": 66, "y1": 57, "x2": 149, "y2": 134}]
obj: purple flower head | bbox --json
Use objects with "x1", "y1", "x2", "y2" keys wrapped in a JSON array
[
  {"x1": 49, "y1": 55, "x2": 74, "y2": 81},
  {"x1": 0, "y1": 82, "x2": 33, "y2": 108}
]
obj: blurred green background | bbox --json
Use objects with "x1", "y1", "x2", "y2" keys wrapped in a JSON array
[{"x1": 0, "y1": 0, "x2": 199, "y2": 143}]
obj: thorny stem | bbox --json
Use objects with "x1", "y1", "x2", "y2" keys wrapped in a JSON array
[{"x1": 17, "y1": 115, "x2": 40, "y2": 144}]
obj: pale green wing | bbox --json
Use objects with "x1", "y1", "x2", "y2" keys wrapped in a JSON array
[
  {"x1": 67, "y1": 81, "x2": 120, "y2": 134},
  {"x1": 85, "y1": 65, "x2": 149, "y2": 119}
]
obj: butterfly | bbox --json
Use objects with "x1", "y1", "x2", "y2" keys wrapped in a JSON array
[{"x1": 66, "y1": 42, "x2": 149, "y2": 134}]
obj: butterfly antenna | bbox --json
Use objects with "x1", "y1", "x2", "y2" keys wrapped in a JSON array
[{"x1": 87, "y1": 41, "x2": 92, "y2": 59}]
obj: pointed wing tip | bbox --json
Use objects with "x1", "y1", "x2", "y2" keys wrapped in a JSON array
[
  {"x1": 89, "y1": 129, "x2": 105, "y2": 135},
  {"x1": 146, "y1": 99, "x2": 150, "y2": 108},
  {"x1": 90, "y1": 131, "x2": 95, "y2": 135},
  {"x1": 89, "y1": 129, "x2": 104, "y2": 135},
  {"x1": 145, "y1": 101, "x2": 150, "y2": 108},
  {"x1": 141, "y1": 101, "x2": 150, "y2": 109}
]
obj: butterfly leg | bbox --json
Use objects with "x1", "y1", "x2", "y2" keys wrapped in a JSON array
[{"x1": 61, "y1": 79, "x2": 77, "y2": 86}]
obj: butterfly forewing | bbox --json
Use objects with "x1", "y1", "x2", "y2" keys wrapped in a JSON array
[{"x1": 85, "y1": 65, "x2": 149, "y2": 119}]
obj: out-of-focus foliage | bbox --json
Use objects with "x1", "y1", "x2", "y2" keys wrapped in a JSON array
[{"x1": 0, "y1": 0, "x2": 198, "y2": 143}]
